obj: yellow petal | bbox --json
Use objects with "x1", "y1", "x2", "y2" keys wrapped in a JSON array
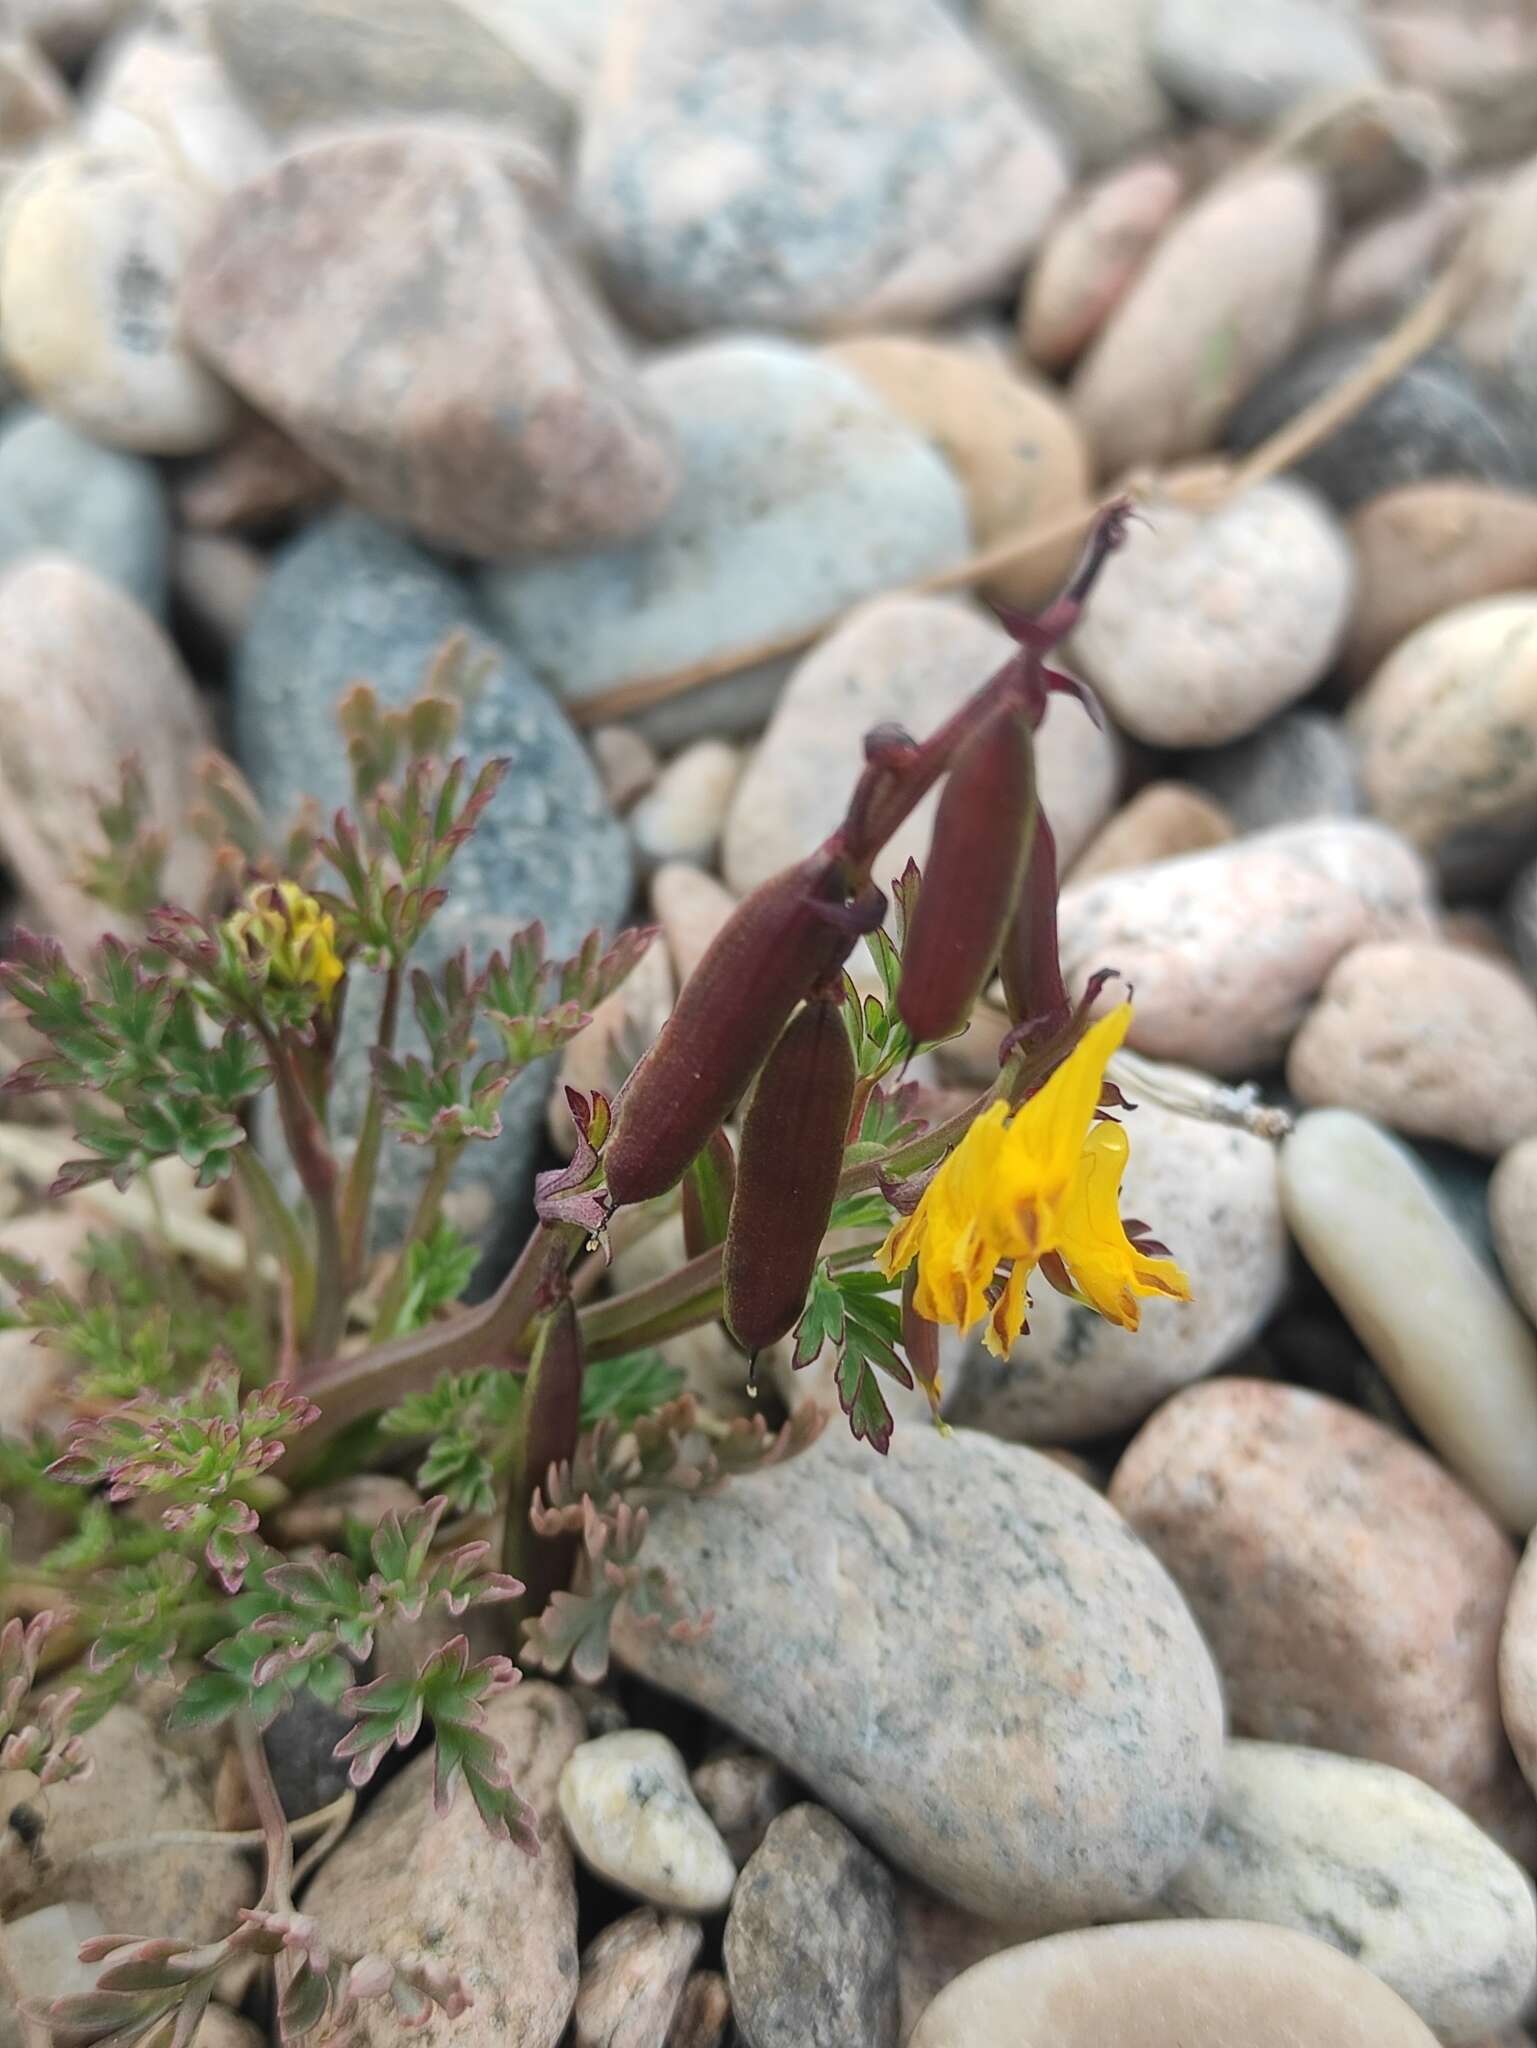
[
  {"x1": 982, "y1": 1260, "x2": 1032, "y2": 1359},
  {"x1": 1055, "y1": 1118, "x2": 1191, "y2": 1330}
]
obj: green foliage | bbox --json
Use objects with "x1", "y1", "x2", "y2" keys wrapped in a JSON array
[
  {"x1": 379, "y1": 1221, "x2": 479, "y2": 1338},
  {"x1": 379, "y1": 1350, "x2": 683, "y2": 1517},
  {"x1": 74, "y1": 756, "x2": 168, "y2": 921},
  {"x1": 793, "y1": 1263, "x2": 911, "y2": 1455},
  {"x1": 0, "y1": 1232, "x2": 265, "y2": 1407}
]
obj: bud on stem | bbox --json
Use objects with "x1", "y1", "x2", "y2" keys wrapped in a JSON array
[
  {"x1": 897, "y1": 707, "x2": 1038, "y2": 1047},
  {"x1": 605, "y1": 853, "x2": 880, "y2": 1206},
  {"x1": 723, "y1": 991, "x2": 856, "y2": 1357}
]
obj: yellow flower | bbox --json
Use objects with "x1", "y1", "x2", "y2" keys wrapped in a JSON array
[
  {"x1": 224, "y1": 881, "x2": 344, "y2": 1002},
  {"x1": 878, "y1": 1002, "x2": 1190, "y2": 1359}
]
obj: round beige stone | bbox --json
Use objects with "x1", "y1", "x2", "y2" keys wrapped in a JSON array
[
  {"x1": 1492, "y1": 1135, "x2": 1537, "y2": 1327},
  {"x1": 1110, "y1": 1378, "x2": 1533, "y2": 1850},
  {"x1": 1352, "y1": 596, "x2": 1537, "y2": 863},
  {"x1": 1057, "y1": 820, "x2": 1435, "y2": 1076},
  {"x1": 1067, "y1": 780, "x2": 1233, "y2": 882},
  {"x1": 1020, "y1": 154, "x2": 1186, "y2": 373},
  {"x1": 1068, "y1": 477, "x2": 1353, "y2": 745},
  {"x1": 909, "y1": 1922, "x2": 1439, "y2": 2047},
  {"x1": 0, "y1": 147, "x2": 235, "y2": 453},
  {"x1": 1342, "y1": 482, "x2": 1537, "y2": 685},
  {"x1": 1069, "y1": 164, "x2": 1329, "y2": 475},
  {"x1": 827, "y1": 334, "x2": 1091, "y2": 607},
  {"x1": 1288, "y1": 940, "x2": 1537, "y2": 1156}
]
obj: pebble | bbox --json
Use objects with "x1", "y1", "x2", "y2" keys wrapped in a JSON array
[
  {"x1": 1279, "y1": 83, "x2": 1456, "y2": 223},
  {"x1": 909, "y1": 1922, "x2": 1441, "y2": 2047},
  {"x1": 1372, "y1": 6, "x2": 1537, "y2": 166},
  {"x1": 1019, "y1": 154, "x2": 1187, "y2": 373},
  {"x1": 172, "y1": 531, "x2": 267, "y2": 655},
  {"x1": 1457, "y1": 154, "x2": 1537, "y2": 390},
  {"x1": 1492, "y1": 1136, "x2": 1537, "y2": 1326},
  {"x1": 826, "y1": 335, "x2": 1091, "y2": 608},
  {"x1": 1149, "y1": 0, "x2": 1381, "y2": 126},
  {"x1": 1187, "y1": 710, "x2": 1359, "y2": 831},
  {"x1": 205, "y1": 0, "x2": 570, "y2": 151},
  {"x1": 7, "y1": 0, "x2": 133, "y2": 63},
  {"x1": 1510, "y1": 861, "x2": 1537, "y2": 989},
  {"x1": 236, "y1": 511, "x2": 630, "y2": 1245},
  {"x1": 691, "y1": 1754, "x2": 794, "y2": 1867},
  {"x1": 573, "y1": 1909, "x2": 701, "y2": 2048},
  {"x1": 0, "y1": 557, "x2": 211, "y2": 958},
  {"x1": 725, "y1": 1805, "x2": 899, "y2": 2048},
  {"x1": 557, "y1": 1731, "x2": 737, "y2": 1914},
  {"x1": 1352, "y1": 597, "x2": 1537, "y2": 869},
  {"x1": 1068, "y1": 781, "x2": 1233, "y2": 882},
  {"x1": 174, "y1": 415, "x2": 337, "y2": 533},
  {"x1": 1282, "y1": 1110, "x2": 1537, "y2": 1535},
  {"x1": 303, "y1": 1683, "x2": 582, "y2": 2048},
  {"x1": 1226, "y1": 330, "x2": 1537, "y2": 512},
  {"x1": 1157, "y1": 1739, "x2": 1537, "y2": 2043},
  {"x1": 0, "y1": 35, "x2": 71, "y2": 154},
  {"x1": 1070, "y1": 167, "x2": 1329, "y2": 475},
  {"x1": 0, "y1": 147, "x2": 235, "y2": 454},
  {"x1": 722, "y1": 596, "x2": 1118, "y2": 900},
  {"x1": 0, "y1": 409, "x2": 167, "y2": 613},
  {"x1": 185, "y1": 129, "x2": 678, "y2": 560},
  {"x1": 1501, "y1": 1538, "x2": 1537, "y2": 1804},
  {"x1": 1, "y1": 1902, "x2": 106, "y2": 2026},
  {"x1": 575, "y1": 0, "x2": 1068, "y2": 336},
  {"x1": 478, "y1": 337, "x2": 970, "y2": 748},
  {"x1": 1324, "y1": 186, "x2": 1474, "y2": 329},
  {"x1": 670, "y1": 1974, "x2": 731, "y2": 2048},
  {"x1": 1289, "y1": 941, "x2": 1537, "y2": 1156},
  {"x1": 271, "y1": 1474, "x2": 423, "y2": 1550},
  {"x1": 549, "y1": 932, "x2": 673, "y2": 1151},
  {"x1": 590, "y1": 724, "x2": 659, "y2": 816},
  {"x1": 895, "y1": 1886, "x2": 1023, "y2": 2046},
  {"x1": 978, "y1": 0, "x2": 1174, "y2": 168},
  {"x1": 82, "y1": 21, "x2": 275, "y2": 194},
  {"x1": 1109, "y1": 1377, "x2": 1533, "y2": 1848},
  {"x1": 1342, "y1": 482, "x2": 1537, "y2": 686},
  {"x1": 650, "y1": 862, "x2": 736, "y2": 987},
  {"x1": 0, "y1": 1704, "x2": 255, "y2": 1944},
  {"x1": 629, "y1": 740, "x2": 742, "y2": 872},
  {"x1": 948, "y1": 1087, "x2": 1286, "y2": 1442},
  {"x1": 1057, "y1": 820, "x2": 1435, "y2": 1075},
  {"x1": 1068, "y1": 479, "x2": 1353, "y2": 745},
  {"x1": 611, "y1": 1425, "x2": 1223, "y2": 1927}
]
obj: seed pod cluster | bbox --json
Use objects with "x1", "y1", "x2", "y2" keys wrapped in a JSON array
[
  {"x1": 896, "y1": 706, "x2": 1037, "y2": 1047},
  {"x1": 605, "y1": 852, "x2": 873, "y2": 1206},
  {"x1": 723, "y1": 991, "x2": 856, "y2": 1357}
]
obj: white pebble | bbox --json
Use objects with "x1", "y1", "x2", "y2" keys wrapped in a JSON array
[{"x1": 558, "y1": 1729, "x2": 737, "y2": 1913}]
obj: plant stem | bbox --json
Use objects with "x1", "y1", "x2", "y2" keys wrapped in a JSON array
[
  {"x1": 501, "y1": 1291, "x2": 583, "y2": 1617},
  {"x1": 237, "y1": 1714, "x2": 294, "y2": 1902},
  {"x1": 234, "y1": 1147, "x2": 315, "y2": 1336},
  {"x1": 296, "y1": 1220, "x2": 586, "y2": 1459},
  {"x1": 268, "y1": 1040, "x2": 347, "y2": 1366},
  {"x1": 371, "y1": 1139, "x2": 460, "y2": 1337},
  {"x1": 339, "y1": 961, "x2": 402, "y2": 1290}
]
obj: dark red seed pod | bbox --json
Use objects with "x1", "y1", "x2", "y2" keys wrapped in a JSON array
[
  {"x1": 723, "y1": 992, "x2": 857, "y2": 1357},
  {"x1": 681, "y1": 1126, "x2": 736, "y2": 1260},
  {"x1": 897, "y1": 706, "x2": 1037, "y2": 1046},
  {"x1": 997, "y1": 807, "x2": 1070, "y2": 1035},
  {"x1": 605, "y1": 853, "x2": 875, "y2": 1207}
]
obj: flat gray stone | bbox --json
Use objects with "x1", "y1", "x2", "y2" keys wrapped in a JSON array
[
  {"x1": 478, "y1": 337, "x2": 969, "y2": 746},
  {"x1": 0, "y1": 407, "x2": 167, "y2": 612},
  {"x1": 611, "y1": 1425, "x2": 1224, "y2": 1925},
  {"x1": 235, "y1": 511, "x2": 631, "y2": 1247},
  {"x1": 725, "y1": 1805, "x2": 899, "y2": 2048}
]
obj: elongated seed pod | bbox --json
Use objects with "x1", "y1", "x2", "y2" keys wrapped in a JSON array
[
  {"x1": 897, "y1": 707, "x2": 1037, "y2": 1047},
  {"x1": 605, "y1": 853, "x2": 873, "y2": 1206},
  {"x1": 682, "y1": 1126, "x2": 736, "y2": 1260},
  {"x1": 723, "y1": 992, "x2": 856, "y2": 1356},
  {"x1": 997, "y1": 807, "x2": 1069, "y2": 1033}
]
